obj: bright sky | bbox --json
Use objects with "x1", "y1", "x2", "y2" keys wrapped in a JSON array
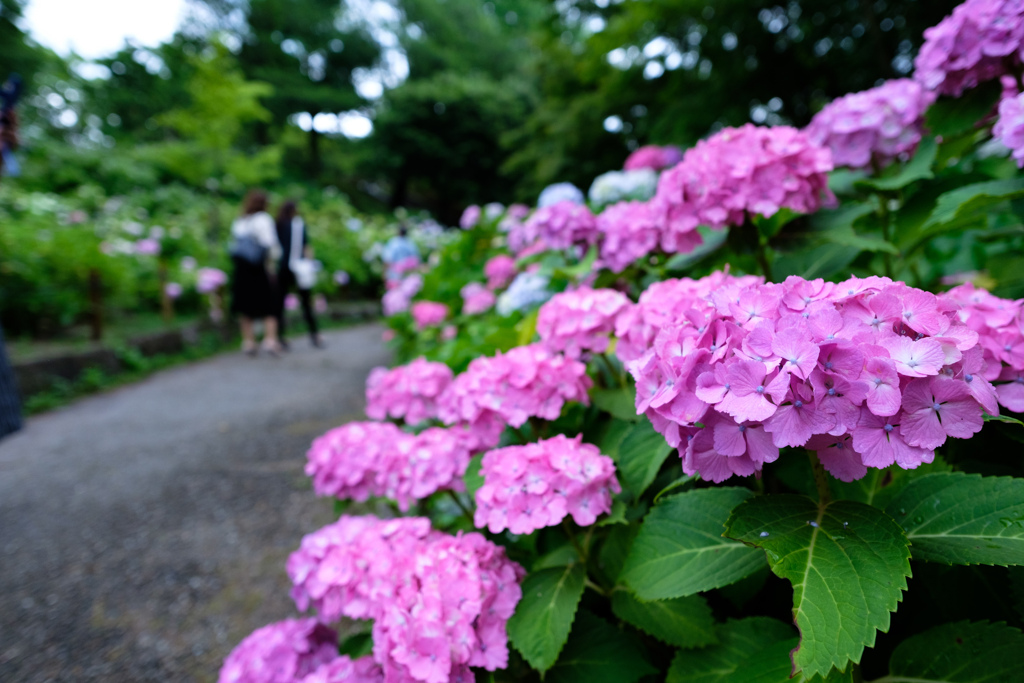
[
  {"x1": 20, "y1": 0, "x2": 378, "y2": 138},
  {"x1": 21, "y1": 0, "x2": 188, "y2": 60}
]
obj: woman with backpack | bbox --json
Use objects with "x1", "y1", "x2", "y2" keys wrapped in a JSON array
[{"x1": 230, "y1": 189, "x2": 282, "y2": 356}]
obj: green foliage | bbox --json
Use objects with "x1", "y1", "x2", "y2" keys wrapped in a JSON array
[
  {"x1": 506, "y1": 563, "x2": 586, "y2": 673},
  {"x1": 545, "y1": 610, "x2": 656, "y2": 683},
  {"x1": 726, "y1": 496, "x2": 912, "y2": 679},
  {"x1": 873, "y1": 621, "x2": 1024, "y2": 683},
  {"x1": 614, "y1": 419, "x2": 675, "y2": 500},
  {"x1": 622, "y1": 488, "x2": 765, "y2": 600},
  {"x1": 610, "y1": 591, "x2": 717, "y2": 648},
  {"x1": 666, "y1": 617, "x2": 796, "y2": 683},
  {"x1": 884, "y1": 473, "x2": 1024, "y2": 567}
]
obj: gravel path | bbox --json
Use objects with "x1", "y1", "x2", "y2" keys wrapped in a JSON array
[{"x1": 0, "y1": 324, "x2": 390, "y2": 682}]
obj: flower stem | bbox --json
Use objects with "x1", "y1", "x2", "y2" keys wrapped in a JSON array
[
  {"x1": 807, "y1": 450, "x2": 832, "y2": 507},
  {"x1": 447, "y1": 489, "x2": 474, "y2": 524}
]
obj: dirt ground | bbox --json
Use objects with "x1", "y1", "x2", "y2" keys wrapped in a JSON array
[{"x1": 0, "y1": 323, "x2": 390, "y2": 682}]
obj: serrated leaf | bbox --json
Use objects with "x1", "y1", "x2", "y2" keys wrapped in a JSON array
[
  {"x1": 546, "y1": 610, "x2": 656, "y2": 683},
  {"x1": 597, "y1": 418, "x2": 633, "y2": 460},
  {"x1": 829, "y1": 458, "x2": 952, "y2": 510},
  {"x1": 923, "y1": 178, "x2": 1024, "y2": 229},
  {"x1": 720, "y1": 638, "x2": 855, "y2": 683},
  {"x1": 666, "y1": 617, "x2": 795, "y2": 683},
  {"x1": 591, "y1": 387, "x2": 640, "y2": 422},
  {"x1": 463, "y1": 453, "x2": 484, "y2": 497},
  {"x1": 617, "y1": 419, "x2": 675, "y2": 499},
  {"x1": 880, "y1": 620, "x2": 1024, "y2": 682},
  {"x1": 855, "y1": 137, "x2": 937, "y2": 192},
  {"x1": 884, "y1": 472, "x2": 1024, "y2": 566},
  {"x1": 725, "y1": 495, "x2": 911, "y2": 679},
  {"x1": 653, "y1": 474, "x2": 698, "y2": 503},
  {"x1": 774, "y1": 242, "x2": 860, "y2": 280},
  {"x1": 925, "y1": 80, "x2": 1002, "y2": 139},
  {"x1": 611, "y1": 591, "x2": 717, "y2": 648},
  {"x1": 622, "y1": 488, "x2": 765, "y2": 600},
  {"x1": 507, "y1": 564, "x2": 586, "y2": 673}
]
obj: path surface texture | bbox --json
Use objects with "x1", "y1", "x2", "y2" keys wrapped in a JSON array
[{"x1": 0, "y1": 324, "x2": 390, "y2": 682}]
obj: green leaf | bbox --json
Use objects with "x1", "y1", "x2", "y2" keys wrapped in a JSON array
[
  {"x1": 830, "y1": 458, "x2": 952, "y2": 510},
  {"x1": 463, "y1": 453, "x2": 485, "y2": 497},
  {"x1": 534, "y1": 545, "x2": 581, "y2": 570},
  {"x1": 507, "y1": 564, "x2": 587, "y2": 673},
  {"x1": 923, "y1": 178, "x2": 1024, "y2": 230},
  {"x1": 546, "y1": 610, "x2": 656, "y2": 683},
  {"x1": 516, "y1": 308, "x2": 539, "y2": 346},
  {"x1": 622, "y1": 488, "x2": 765, "y2": 600},
  {"x1": 773, "y1": 242, "x2": 860, "y2": 280},
  {"x1": 666, "y1": 617, "x2": 795, "y2": 683},
  {"x1": 653, "y1": 474, "x2": 699, "y2": 503},
  {"x1": 664, "y1": 226, "x2": 728, "y2": 272},
  {"x1": 597, "y1": 498, "x2": 628, "y2": 527},
  {"x1": 597, "y1": 418, "x2": 634, "y2": 460},
  {"x1": 819, "y1": 225, "x2": 898, "y2": 254},
  {"x1": 855, "y1": 137, "x2": 937, "y2": 191},
  {"x1": 725, "y1": 495, "x2": 911, "y2": 679},
  {"x1": 984, "y1": 412, "x2": 1024, "y2": 426},
  {"x1": 925, "y1": 80, "x2": 1002, "y2": 139},
  {"x1": 617, "y1": 419, "x2": 675, "y2": 500},
  {"x1": 595, "y1": 523, "x2": 638, "y2": 586},
  {"x1": 591, "y1": 387, "x2": 640, "y2": 422},
  {"x1": 611, "y1": 591, "x2": 717, "y2": 648},
  {"x1": 884, "y1": 472, "x2": 1024, "y2": 566},
  {"x1": 718, "y1": 638, "x2": 855, "y2": 683},
  {"x1": 878, "y1": 620, "x2": 1024, "y2": 682}
]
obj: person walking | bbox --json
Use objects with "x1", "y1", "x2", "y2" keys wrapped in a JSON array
[
  {"x1": 0, "y1": 74, "x2": 23, "y2": 181},
  {"x1": 230, "y1": 190, "x2": 283, "y2": 356},
  {"x1": 275, "y1": 200, "x2": 323, "y2": 348}
]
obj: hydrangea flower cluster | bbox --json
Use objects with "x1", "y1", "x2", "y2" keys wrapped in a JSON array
[
  {"x1": 483, "y1": 255, "x2": 517, "y2": 290},
  {"x1": 914, "y1": 0, "x2": 1024, "y2": 96},
  {"x1": 218, "y1": 618, "x2": 360, "y2": 683},
  {"x1": 474, "y1": 434, "x2": 620, "y2": 535},
  {"x1": 411, "y1": 301, "x2": 449, "y2": 330},
  {"x1": 305, "y1": 422, "x2": 472, "y2": 510},
  {"x1": 522, "y1": 201, "x2": 598, "y2": 251},
  {"x1": 623, "y1": 144, "x2": 683, "y2": 171},
  {"x1": 287, "y1": 516, "x2": 524, "y2": 683},
  {"x1": 495, "y1": 272, "x2": 553, "y2": 316},
  {"x1": 460, "y1": 205, "x2": 481, "y2": 230},
  {"x1": 994, "y1": 92, "x2": 1024, "y2": 166},
  {"x1": 942, "y1": 282, "x2": 1024, "y2": 411},
  {"x1": 536, "y1": 287, "x2": 633, "y2": 358},
  {"x1": 596, "y1": 201, "x2": 662, "y2": 273},
  {"x1": 299, "y1": 655, "x2": 384, "y2": 683},
  {"x1": 461, "y1": 283, "x2": 496, "y2": 315},
  {"x1": 805, "y1": 79, "x2": 936, "y2": 170},
  {"x1": 197, "y1": 267, "x2": 228, "y2": 293},
  {"x1": 383, "y1": 274, "x2": 423, "y2": 316},
  {"x1": 652, "y1": 124, "x2": 834, "y2": 254},
  {"x1": 537, "y1": 182, "x2": 585, "y2": 208},
  {"x1": 627, "y1": 274, "x2": 987, "y2": 483},
  {"x1": 587, "y1": 169, "x2": 658, "y2": 208},
  {"x1": 614, "y1": 272, "x2": 763, "y2": 363},
  {"x1": 438, "y1": 343, "x2": 592, "y2": 435},
  {"x1": 365, "y1": 357, "x2": 453, "y2": 425}
]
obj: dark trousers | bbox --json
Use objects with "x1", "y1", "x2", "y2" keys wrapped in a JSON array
[
  {"x1": 277, "y1": 269, "x2": 319, "y2": 341},
  {"x1": 0, "y1": 324, "x2": 23, "y2": 441}
]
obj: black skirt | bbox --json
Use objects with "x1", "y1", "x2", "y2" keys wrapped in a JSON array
[{"x1": 231, "y1": 257, "x2": 277, "y2": 318}]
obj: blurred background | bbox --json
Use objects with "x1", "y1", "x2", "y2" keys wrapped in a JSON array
[{"x1": 1, "y1": 0, "x2": 959, "y2": 406}]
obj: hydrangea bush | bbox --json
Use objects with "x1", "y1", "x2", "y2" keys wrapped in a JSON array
[{"x1": 222, "y1": 3, "x2": 1024, "y2": 681}]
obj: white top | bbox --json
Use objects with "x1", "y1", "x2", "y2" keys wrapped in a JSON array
[{"x1": 231, "y1": 211, "x2": 281, "y2": 261}]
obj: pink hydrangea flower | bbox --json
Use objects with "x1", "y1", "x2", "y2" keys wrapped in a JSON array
[
  {"x1": 914, "y1": 0, "x2": 1024, "y2": 96},
  {"x1": 460, "y1": 205, "x2": 481, "y2": 229},
  {"x1": 218, "y1": 618, "x2": 339, "y2": 683},
  {"x1": 437, "y1": 343, "x2": 592, "y2": 439},
  {"x1": 536, "y1": 287, "x2": 633, "y2": 358},
  {"x1": 596, "y1": 201, "x2": 662, "y2": 273},
  {"x1": 484, "y1": 255, "x2": 517, "y2": 290},
  {"x1": 626, "y1": 274, "x2": 988, "y2": 483},
  {"x1": 805, "y1": 79, "x2": 935, "y2": 170},
  {"x1": 461, "y1": 282, "x2": 496, "y2": 315},
  {"x1": 995, "y1": 92, "x2": 1024, "y2": 166},
  {"x1": 475, "y1": 434, "x2": 620, "y2": 535},
  {"x1": 285, "y1": 293, "x2": 300, "y2": 311},
  {"x1": 383, "y1": 275, "x2": 423, "y2": 316},
  {"x1": 287, "y1": 516, "x2": 524, "y2": 683},
  {"x1": 365, "y1": 357, "x2": 454, "y2": 425},
  {"x1": 306, "y1": 421, "x2": 474, "y2": 510},
  {"x1": 652, "y1": 124, "x2": 833, "y2": 255},
  {"x1": 197, "y1": 267, "x2": 228, "y2": 293},
  {"x1": 134, "y1": 238, "x2": 161, "y2": 255},
  {"x1": 411, "y1": 301, "x2": 449, "y2": 329},
  {"x1": 164, "y1": 282, "x2": 183, "y2": 299},
  {"x1": 521, "y1": 201, "x2": 598, "y2": 251},
  {"x1": 623, "y1": 144, "x2": 683, "y2": 171},
  {"x1": 299, "y1": 656, "x2": 383, "y2": 683}
]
